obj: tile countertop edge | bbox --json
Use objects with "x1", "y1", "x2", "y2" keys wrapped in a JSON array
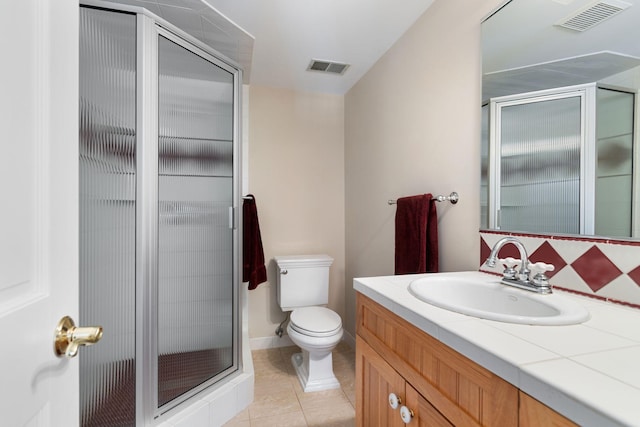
[
  {"x1": 518, "y1": 359, "x2": 639, "y2": 427},
  {"x1": 353, "y1": 274, "x2": 639, "y2": 427}
]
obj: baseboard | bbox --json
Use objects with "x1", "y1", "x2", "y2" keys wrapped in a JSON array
[
  {"x1": 341, "y1": 329, "x2": 356, "y2": 349},
  {"x1": 250, "y1": 331, "x2": 356, "y2": 351},
  {"x1": 250, "y1": 335, "x2": 295, "y2": 350}
]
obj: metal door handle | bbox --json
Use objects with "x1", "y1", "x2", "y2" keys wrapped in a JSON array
[{"x1": 54, "y1": 316, "x2": 103, "y2": 358}]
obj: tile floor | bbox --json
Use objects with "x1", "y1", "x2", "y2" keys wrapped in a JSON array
[{"x1": 224, "y1": 342, "x2": 356, "y2": 426}]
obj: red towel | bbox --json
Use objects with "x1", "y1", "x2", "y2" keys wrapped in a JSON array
[
  {"x1": 243, "y1": 195, "x2": 267, "y2": 290},
  {"x1": 394, "y1": 194, "x2": 439, "y2": 275}
]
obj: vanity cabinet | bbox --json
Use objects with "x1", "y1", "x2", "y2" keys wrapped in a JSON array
[
  {"x1": 356, "y1": 294, "x2": 580, "y2": 426},
  {"x1": 356, "y1": 294, "x2": 518, "y2": 426}
]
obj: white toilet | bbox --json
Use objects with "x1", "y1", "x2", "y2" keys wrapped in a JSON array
[{"x1": 275, "y1": 254, "x2": 343, "y2": 392}]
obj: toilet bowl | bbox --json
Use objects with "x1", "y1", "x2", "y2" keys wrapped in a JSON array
[
  {"x1": 274, "y1": 254, "x2": 343, "y2": 392},
  {"x1": 286, "y1": 306, "x2": 343, "y2": 392}
]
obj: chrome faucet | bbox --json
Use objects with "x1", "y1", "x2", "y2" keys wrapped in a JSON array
[{"x1": 485, "y1": 237, "x2": 552, "y2": 294}]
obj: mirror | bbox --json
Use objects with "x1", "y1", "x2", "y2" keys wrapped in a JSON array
[{"x1": 481, "y1": 0, "x2": 640, "y2": 238}]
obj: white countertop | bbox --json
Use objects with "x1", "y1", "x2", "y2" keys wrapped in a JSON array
[{"x1": 354, "y1": 271, "x2": 640, "y2": 427}]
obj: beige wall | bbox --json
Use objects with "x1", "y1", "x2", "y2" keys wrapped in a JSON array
[
  {"x1": 344, "y1": 0, "x2": 504, "y2": 336},
  {"x1": 246, "y1": 85, "x2": 345, "y2": 340}
]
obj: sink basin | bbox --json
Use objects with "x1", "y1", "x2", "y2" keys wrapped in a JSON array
[{"x1": 408, "y1": 273, "x2": 590, "y2": 325}]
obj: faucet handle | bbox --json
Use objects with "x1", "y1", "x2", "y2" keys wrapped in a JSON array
[
  {"x1": 499, "y1": 257, "x2": 521, "y2": 280},
  {"x1": 499, "y1": 257, "x2": 521, "y2": 268},
  {"x1": 529, "y1": 262, "x2": 554, "y2": 274},
  {"x1": 529, "y1": 262, "x2": 555, "y2": 288}
]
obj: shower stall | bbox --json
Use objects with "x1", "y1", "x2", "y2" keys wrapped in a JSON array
[{"x1": 79, "y1": 4, "x2": 242, "y2": 425}]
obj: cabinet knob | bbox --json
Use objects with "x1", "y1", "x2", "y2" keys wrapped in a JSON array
[
  {"x1": 400, "y1": 405, "x2": 414, "y2": 423},
  {"x1": 388, "y1": 392, "x2": 401, "y2": 409}
]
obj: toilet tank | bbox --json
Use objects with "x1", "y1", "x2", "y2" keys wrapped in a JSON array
[{"x1": 274, "y1": 254, "x2": 334, "y2": 311}]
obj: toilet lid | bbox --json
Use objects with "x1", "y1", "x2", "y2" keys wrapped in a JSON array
[{"x1": 290, "y1": 307, "x2": 342, "y2": 337}]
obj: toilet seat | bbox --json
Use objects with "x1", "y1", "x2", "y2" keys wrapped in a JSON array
[{"x1": 289, "y1": 307, "x2": 342, "y2": 338}]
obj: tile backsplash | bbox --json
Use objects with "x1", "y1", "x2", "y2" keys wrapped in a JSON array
[{"x1": 479, "y1": 230, "x2": 640, "y2": 308}]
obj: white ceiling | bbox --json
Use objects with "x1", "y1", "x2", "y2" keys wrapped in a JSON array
[
  {"x1": 203, "y1": 0, "x2": 436, "y2": 94},
  {"x1": 483, "y1": 0, "x2": 640, "y2": 101},
  {"x1": 98, "y1": 0, "x2": 640, "y2": 99},
  {"x1": 100, "y1": 0, "x2": 436, "y2": 94}
]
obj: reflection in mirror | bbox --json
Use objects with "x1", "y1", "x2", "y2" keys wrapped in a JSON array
[{"x1": 481, "y1": 0, "x2": 640, "y2": 238}]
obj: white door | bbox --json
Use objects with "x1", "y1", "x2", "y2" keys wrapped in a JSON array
[{"x1": 0, "y1": 0, "x2": 82, "y2": 425}]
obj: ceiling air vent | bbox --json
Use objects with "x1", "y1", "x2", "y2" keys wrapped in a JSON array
[
  {"x1": 307, "y1": 59, "x2": 350, "y2": 75},
  {"x1": 556, "y1": 0, "x2": 631, "y2": 32}
]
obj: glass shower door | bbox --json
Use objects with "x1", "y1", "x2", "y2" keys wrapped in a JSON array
[
  {"x1": 490, "y1": 92, "x2": 585, "y2": 234},
  {"x1": 500, "y1": 96, "x2": 582, "y2": 234},
  {"x1": 157, "y1": 35, "x2": 236, "y2": 407}
]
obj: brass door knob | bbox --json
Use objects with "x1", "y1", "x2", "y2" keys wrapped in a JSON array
[{"x1": 54, "y1": 316, "x2": 103, "y2": 358}]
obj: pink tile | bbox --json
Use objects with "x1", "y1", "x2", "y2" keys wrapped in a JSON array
[
  {"x1": 529, "y1": 241, "x2": 566, "y2": 279},
  {"x1": 570, "y1": 246, "x2": 623, "y2": 293},
  {"x1": 480, "y1": 236, "x2": 491, "y2": 267},
  {"x1": 627, "y1": 265, "x2": 640, "y2": 288}
]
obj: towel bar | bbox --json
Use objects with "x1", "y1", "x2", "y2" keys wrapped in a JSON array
[{"x1": 388, "y1": 192, "x2": 459, "y2": 205}]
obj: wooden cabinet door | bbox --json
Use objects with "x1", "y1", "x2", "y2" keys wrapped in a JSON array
[
  {"x1": 357, "y1": 294, "x2": 518, "y2": 426},
  {"x1": 519, "y1": 392, "x2": 579, "y2": 427},
  {"x1": 356, "y1": 336, "x2": 406, "y2": 427},
  {"x1": 405, "y1": 383, "x2": 454, "y2": 427}
]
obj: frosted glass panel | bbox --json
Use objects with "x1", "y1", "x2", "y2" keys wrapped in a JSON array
[
  {"x1": 480, "y1": 104, "x2": 489, "y2": 229},
  {"x1": 499, "y1": 96, "x2": 581, "y2": 234},
  {"x1": 595, "y1": 88, "x2": 634, "y2": 237},
  {"x1": 157, "y1": 36, "x2": 234, "y2": 406},
  {"x1": 158, "y1": 36, "x2": 233, "y2": 177},
  {"x1": 79, "y1": 7, "x2": 136, "y2": 427}
]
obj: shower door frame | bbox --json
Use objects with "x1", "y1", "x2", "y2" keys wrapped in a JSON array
[
  {"x1": 139, "y1": 19, "x2": 243, "y2": 422},
  {"x1": 488, "y1": 83, "x2": 596, "y2": 234},
  {"x1": 81, "y1": 2, "x2": 244, "y2": 424}
]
